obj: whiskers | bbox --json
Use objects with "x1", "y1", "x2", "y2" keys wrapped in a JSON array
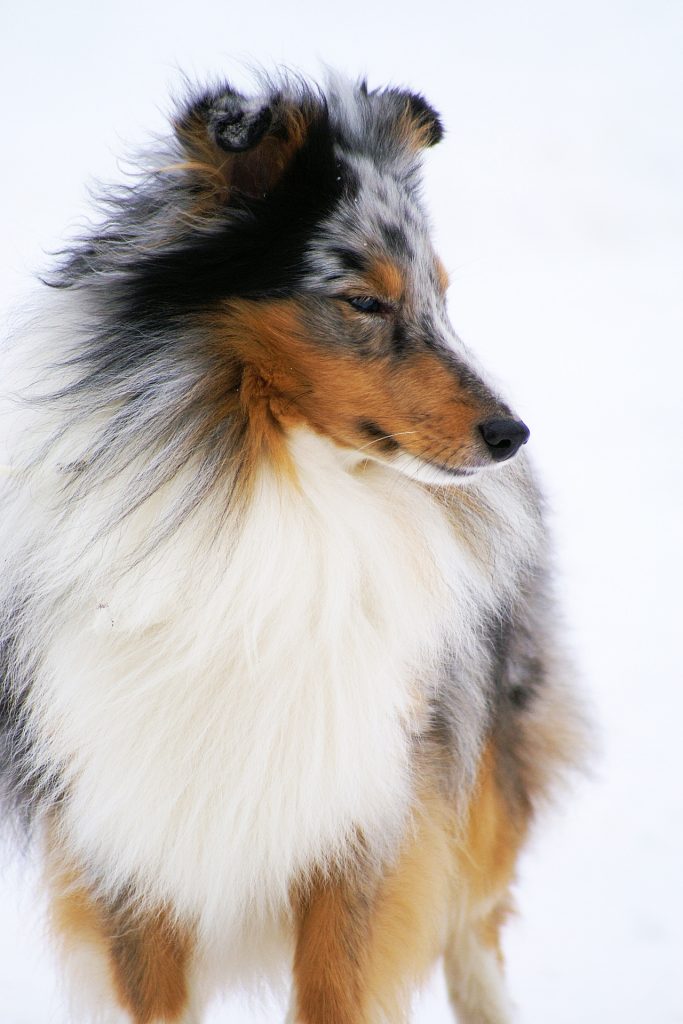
[{"x1": 355, "y1": 429, "x2": 419, "y2": 455}]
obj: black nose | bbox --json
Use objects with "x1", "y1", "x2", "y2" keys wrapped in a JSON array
[{"x1": 478, "y1": 418, "x2": 530, "y2": 462}]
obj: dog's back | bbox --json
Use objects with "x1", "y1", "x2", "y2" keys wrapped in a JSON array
[{"x1": 0, "y1": 73, "x2": 584, "y2": 1023}]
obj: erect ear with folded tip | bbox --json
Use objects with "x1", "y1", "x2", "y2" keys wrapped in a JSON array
[
  {"x1": 207, "y1": 94, "x2": 274, "y2": 153},
  {"x1": 403, "y1": 92, "x2": 444, "y2": 148},
  {"x1": 173, "y1": 85, "x2": 315, "y2": 202},
  {"x1": 368, "y1": 86, "x2": 444, "y2": 150}
]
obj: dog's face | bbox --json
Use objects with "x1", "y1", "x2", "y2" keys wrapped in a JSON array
[{"x1": 120, "y1": 78, "x2": 529, "y2": 483}]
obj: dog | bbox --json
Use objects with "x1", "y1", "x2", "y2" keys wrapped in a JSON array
[{"x1": 0, "y1": 72, "x2": 584, "y2": 1023}]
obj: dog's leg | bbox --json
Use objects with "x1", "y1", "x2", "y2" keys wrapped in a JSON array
[
  {"x1": 101, "y1": 899, "x2": 199, "y2": 1024},
  {"x1": 442, "y1": 741, "x2": 528, "y2": 1024},
  {"x1": 443, "y1": 901, "x2": 515, "y2": 1024},
  {"x1": 290, "y1": 863, "x2": 376, "y2": 1024},
  {"x1": 290, "y1": 789, "x2": 457, "y2": 1023},
  {"x1": 47, "y1": 846, "x2": 200, "y2": 1024}
]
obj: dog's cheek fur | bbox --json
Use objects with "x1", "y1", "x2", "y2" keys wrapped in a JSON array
[{"x1": 221, "y1": 298, "x2": 499, "y2": 467}]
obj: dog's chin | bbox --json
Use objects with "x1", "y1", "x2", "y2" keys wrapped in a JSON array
[{"x1": 369, "y1": 451, "x2": 485, "y2": 486}]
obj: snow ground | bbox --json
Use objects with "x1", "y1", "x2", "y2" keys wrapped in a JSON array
[{"x1": 1, "y1": 0, "x2": 682, "y2": 1020}]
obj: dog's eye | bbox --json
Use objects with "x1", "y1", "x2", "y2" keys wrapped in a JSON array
[{"x1": 347, "y1": 296, "x2": 384, "y2": 314}]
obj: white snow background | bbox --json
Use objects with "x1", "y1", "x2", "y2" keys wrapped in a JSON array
[{"x1": 1, "y1": 0, "x2": 681, "y2": 1020}]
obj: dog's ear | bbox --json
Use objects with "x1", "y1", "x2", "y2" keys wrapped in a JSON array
[
  {"x1": 401, "y1": 92, "x2": 444, "y2": 148},
  {"x1": 173, "y1": 85, "x2": 315, "y2": 202},
  {"x1": 368, "y1": 86, "x2": 444, "y2": 150}
]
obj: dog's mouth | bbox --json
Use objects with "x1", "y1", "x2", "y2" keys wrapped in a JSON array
[
  {"x1": 352, "y1": 444, "x2": 485, "y2": 485},
  {"x1": 349, "y1": 416, "x2": 529, "y2": 486},
  {"x1": 419, "y1": 457, "x2": 480, "y2": 478},
  {"x1": 354, "y1": 434, "x2": 529, "y2": 486},
  {"x1": 383, "y1": 450, "x2": 484, "y2": 486}
]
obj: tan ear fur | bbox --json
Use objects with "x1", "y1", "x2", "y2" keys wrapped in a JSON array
[
  {"x1": 397, "y1": 92, "x2": 445, "y2": 150},
  {"x1": 173, "y1": 91, "x2": 314, "y2": 204},
  {"x1": 366, "y1": 86, "x2": 444, "y2": 151}
]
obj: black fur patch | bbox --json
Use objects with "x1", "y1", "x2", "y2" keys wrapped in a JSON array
[
  {"x1": 327, "y1": 246, "x2": 372, "y2": 275},
  {"x1": 357, "y1": 420, "x2": 400, "y2": 452},
  {"x1": 55, "y1": 107, "x2": 347, "y2": 333},
  {"x1": 209, "y1": 97, "x2": 273, "y2": 153},
  {"x1": 390, "y1": 321, "x2": 412, "y2": 356},
  {"x1": 379, "y1": 220, "x2": 412, "y2": 260}
]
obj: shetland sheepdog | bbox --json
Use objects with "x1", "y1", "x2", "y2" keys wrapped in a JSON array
[{"x1": 0, "y1": 72, "x2": 584, "y2": 1023}]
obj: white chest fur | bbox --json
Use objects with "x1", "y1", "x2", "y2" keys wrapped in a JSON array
[{"x1": 25, "y1": 429, "x2": 520, "y2": 939}]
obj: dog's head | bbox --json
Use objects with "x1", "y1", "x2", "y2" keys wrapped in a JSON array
[{"x1": 82, "y1": 74, "x2": 528, "y2": 485}]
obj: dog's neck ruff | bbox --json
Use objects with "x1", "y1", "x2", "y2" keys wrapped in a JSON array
[{"x1": 2, "y1": 409, "x2": 539, "y2": 939}]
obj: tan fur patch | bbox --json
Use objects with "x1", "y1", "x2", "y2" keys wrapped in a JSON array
[
  {"x1": 175, "y1": 104, "x2": 311, "y2": 208},
  {"x1": 457, "y1": 743, "x2": 529, "y2": 908},
  {"x1": 49, "y1": 858, "x2": 109, "y2": 959},
  {"x1": 364, "y1": 257, "x2": 406, "y2": 303},
  {"x1": 47, "y1": 837, "x2": 192, "y2": 1024},
  {"x1": 215, "y1": 298, "x2": 497, "y2": 473},
  {"x1": 396, "y1": 98, "x2": 439, "y2": 152},
  {"x1": 435, "y1": 257, "x2": 450, "y2": 295},
  {"x1": 361, "y1": 791, "x2": 458, "y2": 1019},
  {"x1": 104, "y1": 899, "x2": 191, "y2": 1024},
  {"x1": 291, "y1": 866, "x2": 373, "y2": 1024},
  {"x1": 238, "y1": 363, "x2": 299, "y2": 485},
  {"x1": 290, "y1": 762, "x2": 525, "y2": 1022}
]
